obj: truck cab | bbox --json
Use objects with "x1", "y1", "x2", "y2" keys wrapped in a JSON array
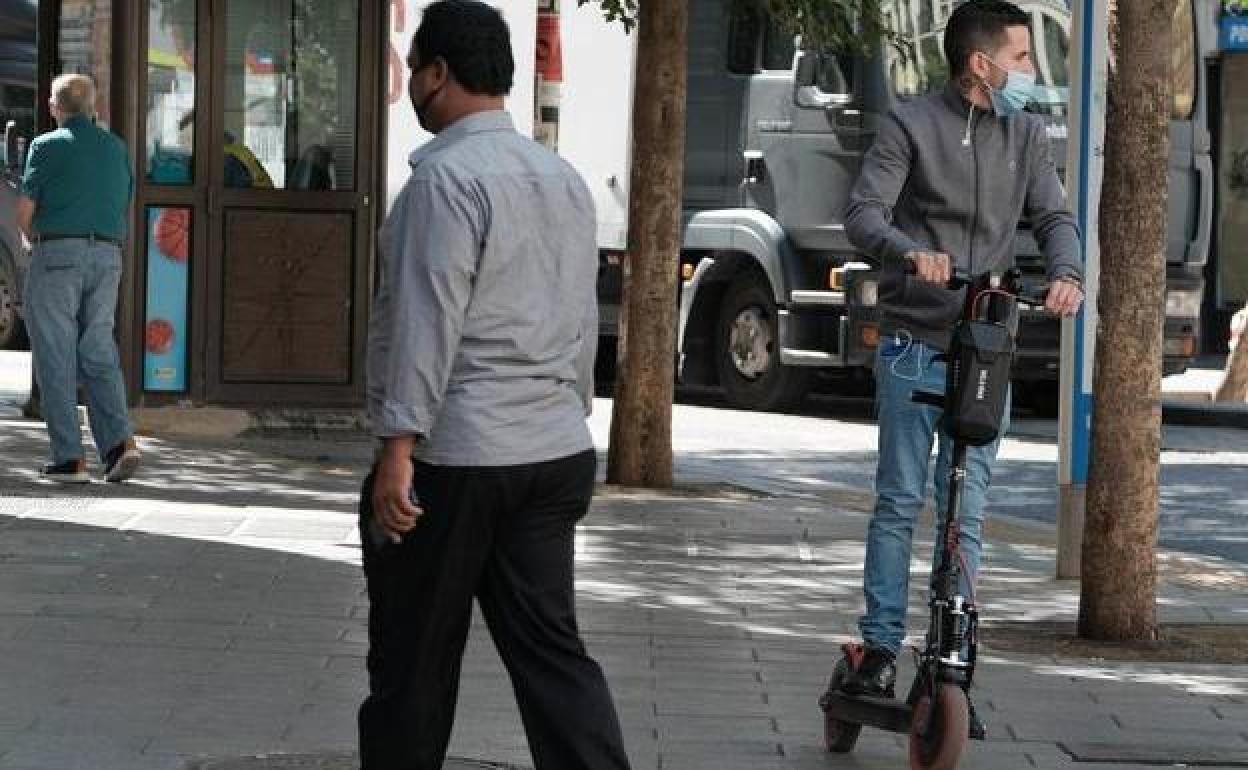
[{"x1": 612, "y1": 0, "x2": 1211, "y2": 412}]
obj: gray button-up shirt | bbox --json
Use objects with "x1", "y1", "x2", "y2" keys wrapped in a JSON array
[{"x1": 367, "y1": 110, "x2": 598, "y2": 466}]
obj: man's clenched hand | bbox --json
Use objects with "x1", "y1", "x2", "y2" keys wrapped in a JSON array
[
  {"x1": 372, "y1": 436, "x2": 424, "y2": 543},
  {"x1": 904, "y1": 250, "x2": 952, "y2": 286}
]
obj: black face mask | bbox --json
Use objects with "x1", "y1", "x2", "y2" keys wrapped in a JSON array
[
  {"x1": 411, "y1": 57, "x2": 446, "y2": 131},
  {"x1": 414, "y1": 83, "x2": 445, "y2": 131}
]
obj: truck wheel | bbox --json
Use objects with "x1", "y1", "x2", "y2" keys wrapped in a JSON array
[
  {"x1": 716, "y1": 274, "x2": 809, "y2": 411},
  {"x1": 0, "y1": 250, "x2": 28, "y2": 351}
]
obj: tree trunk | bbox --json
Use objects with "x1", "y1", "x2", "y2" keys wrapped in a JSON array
[
  {"x1": 1215, "y1": 304, "x2": 1248, "y2": 402},
  {"x1": 605, "y1": 0, "x2": 687, "y2": 487},
  {"x1": 1078, "y1": 0, "x2": 1170, "y2": 642}
]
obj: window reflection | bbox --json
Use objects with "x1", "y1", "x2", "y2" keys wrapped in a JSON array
[
  {"x1": 224, "y1": 0, "x2": 359, "y2": 190},
  {"x1": 58, "y1": 0, "x2": 113, "y2": 126},
  {"x1": 146, "y1": 0, "x2": 196, "y2": 184}
]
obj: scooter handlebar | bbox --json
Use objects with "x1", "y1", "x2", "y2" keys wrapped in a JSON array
[
  {"x1": 901, "y1": 257, "x2": 969, "y2": 290},
  {"x1": 901, "y1": 260, "x2": 1049, "y2": 307}
]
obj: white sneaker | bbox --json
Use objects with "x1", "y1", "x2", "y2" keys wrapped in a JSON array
[{"x1": 103, "y1": 439, "x2": 140, "y2": 483}]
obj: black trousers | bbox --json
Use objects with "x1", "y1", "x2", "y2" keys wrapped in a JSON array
[{"x1": 357, "y1": 449, "x2": 631, "y2": 770}]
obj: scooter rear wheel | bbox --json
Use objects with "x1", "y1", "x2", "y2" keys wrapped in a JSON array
[
  {"x1": 821, "y1": 658, "x2": 862, "y2": 753},
  {"x1": 824, "y1": 710, "x2": 863, "y2": 753},
  {"x1": 909, "y1": 683, "x2": 969, "y2": 770}
]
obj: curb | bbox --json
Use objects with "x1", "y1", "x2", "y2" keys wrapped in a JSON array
[
  {"x1": 1161, "y1": 398, "x2": 1248, "y2": 429},
  {"x1": 187, "y1": 755, "x2": 523, "y2": 770},
  {"x1": 119, "y1": 397, "x2": 1248, "y2": 443},
  {"x1": 133, "y1": 406, "x2": 370, "y2": 441}
]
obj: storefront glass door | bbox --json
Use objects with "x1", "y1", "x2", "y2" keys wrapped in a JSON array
[{"x1": 139, "y1": 0, "x2": 375, "y2": 404}]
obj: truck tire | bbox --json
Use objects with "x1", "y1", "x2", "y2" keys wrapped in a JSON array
[
  {"x1": 716, "y1": 274, "x2": 809, "y2": 411},
  {"x1": 0, "y1": 248, "x2": 28, "y2": 351}
]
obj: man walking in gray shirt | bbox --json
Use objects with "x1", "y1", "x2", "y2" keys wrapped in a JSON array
[{"x1": 360, "y1": 3, "x2": 630, "y2": 768}]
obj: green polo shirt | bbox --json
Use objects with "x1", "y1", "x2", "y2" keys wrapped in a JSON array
[{"x1": 21, "y1": 115, "x2": 133, "y2": 240}]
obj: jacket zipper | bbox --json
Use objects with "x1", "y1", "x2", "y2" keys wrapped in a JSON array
[{"x1": 969, "y1": 114, "x2": 979, "y2": 277}]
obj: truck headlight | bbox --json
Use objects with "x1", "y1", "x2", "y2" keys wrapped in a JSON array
[
  {"x1": 1165, "y1": 289, "x2": 1201, "y2": 319},
  {"x1": 856, "y1": 279, "x2": 879, "y2": 307},
  {"x1": 1164, "y1": 333, "x2": 1196, "y2": 358}
]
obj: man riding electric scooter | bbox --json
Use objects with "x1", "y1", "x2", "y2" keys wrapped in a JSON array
[{"x1": 835, "y1": 0, "x2": 1085, "y2": 739}]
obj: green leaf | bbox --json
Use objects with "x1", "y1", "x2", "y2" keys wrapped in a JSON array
[
  {"x1": 753, "y1": 0, "x2": 896, "y2": 56},
  {"x1": 576, "y1": 0, "x2": 639, "y2": 33}
]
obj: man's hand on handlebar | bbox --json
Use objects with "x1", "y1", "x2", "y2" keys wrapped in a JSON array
[
  {"x1": 904, "y1": 250, "x2": 952, "y2": 286},
  {"x1": 1045, "y1": 277, "x2": 1084, "y2": 318}
]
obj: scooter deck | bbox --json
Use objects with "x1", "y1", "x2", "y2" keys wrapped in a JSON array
[{"x1": 820, "y1": 691, "x2": 913, "y2": 734}]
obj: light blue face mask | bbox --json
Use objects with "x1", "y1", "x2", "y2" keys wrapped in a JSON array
[{"x1": 980, "y1": 53, "x2": 1035, "y2": 116}]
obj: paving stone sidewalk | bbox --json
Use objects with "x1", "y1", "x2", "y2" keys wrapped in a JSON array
[{"x1": 2, "y1": 413, "x2": 1248, "y2": 770}]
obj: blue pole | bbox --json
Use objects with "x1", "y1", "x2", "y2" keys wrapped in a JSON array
[
  {"x1": 1057, "y1": 0, "x2": 1104, "y2": 579},
  {"x1": 1071, "y1": 0, "x2": 1095, "y2": 487}
]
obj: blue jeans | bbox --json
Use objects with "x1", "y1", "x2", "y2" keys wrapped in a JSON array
[
  {"x1": 24, "y1": 239, "x2": 133, "y2": 465},
  {"x1": 859, "y1": 335, "x2": 1008, "y2": 657}
]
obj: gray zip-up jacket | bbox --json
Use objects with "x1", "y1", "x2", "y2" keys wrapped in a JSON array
[{"x1": 846, "y1": 83, "x2": 1082, "y2": 351}]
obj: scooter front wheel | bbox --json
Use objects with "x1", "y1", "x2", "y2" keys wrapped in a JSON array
[{"x1": 909, "y1": 683, "x2": 969, "y2": 770}]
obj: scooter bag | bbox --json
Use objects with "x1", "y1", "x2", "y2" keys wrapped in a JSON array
[{"x1": 945, "y1": 319, "x2": 1015, "y2": 446}]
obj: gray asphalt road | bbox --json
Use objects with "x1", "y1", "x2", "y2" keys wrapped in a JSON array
[
  {"x1": 589, "y1": 389, "x2": 1248, "y2": 566},
  {"x1": 4, "y1": 350, "x2": 1245, "y2": 565}
]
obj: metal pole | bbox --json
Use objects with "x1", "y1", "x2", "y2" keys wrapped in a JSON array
[{"x1": 1057, "y1": 0, "x2": 1107, "y2": 579}]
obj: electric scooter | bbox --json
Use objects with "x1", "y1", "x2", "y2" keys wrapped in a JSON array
[{"x1": 818, "y1": 268, "x2": 1047, "y2": 770}]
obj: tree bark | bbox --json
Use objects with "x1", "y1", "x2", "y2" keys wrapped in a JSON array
[
  {"x1": 1078, "y1": 0, "x2": 1170, "y2": 642},
  {"x1": 605, "y1": 0, "x2": 688, "y2": 487},
  {"x1": 1215, "y1": 304, "x2": 1248, "y2": 402}
]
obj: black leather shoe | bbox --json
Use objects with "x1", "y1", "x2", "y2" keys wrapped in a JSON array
[
  {"x1": 41, "y1": 458, "x2": 89, "y2": 484},
  {"x1": 839, "y1": 645, "x2": 897, "y2": 698},
  {"x1": 968, "y1": 694, "x2": 986, "y2": 740}
]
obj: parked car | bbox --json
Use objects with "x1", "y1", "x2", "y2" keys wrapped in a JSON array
[{"x1": 0, "y1": 0, "x2": 37, "y2": 350}]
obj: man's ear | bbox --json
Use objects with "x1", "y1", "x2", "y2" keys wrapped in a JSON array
[
  {"x1": 967, "y1": 51, "x2": 986, "y2": 79},
  {"x1": 431, "y1": 57, "x2": 452, "y2": 88},
  {"x1": 968, "y1": 51, "x2": 998, "y2": 87}
]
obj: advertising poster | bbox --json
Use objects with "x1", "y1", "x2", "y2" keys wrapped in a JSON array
[
  {"x1": 1224, "y1": 0, "x2": 1248, "y2": 50},
  {"x1": 143, "y1": 206, "x2": 191, "y2": 392},
  {"x1": 535, "y1": 0, "x2": 563, "y2": 150}
]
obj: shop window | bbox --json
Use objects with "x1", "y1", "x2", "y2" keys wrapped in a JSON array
[
  {"x1": 146, "y1": 0, "x2": 196, "y2": 185},
  {"x1": 224, "y1": 0, "x2": 359, "y2": 190}
]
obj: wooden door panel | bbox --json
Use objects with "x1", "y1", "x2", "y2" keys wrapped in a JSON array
[{"x1": 221, "y1": 209, "x2": 353, "y2": 383}]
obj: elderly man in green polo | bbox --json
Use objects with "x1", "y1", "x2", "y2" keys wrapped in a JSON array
[{"x1": 15, "y1": 73, "x2": 140, "y2": 483}]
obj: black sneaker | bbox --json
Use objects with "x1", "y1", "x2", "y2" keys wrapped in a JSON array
[
  {"x1": 41, "y1": 458, "x2": 89, "y2": 484},
  {"x1": 839, "y1": 644, "x2": 897, "y2": 698},
  {"x1": 103, "y1": 438, "x2": 140, "y2": 483},
  {"x1": 968, "y1": 694, "x2": 986, "y2": 740}
]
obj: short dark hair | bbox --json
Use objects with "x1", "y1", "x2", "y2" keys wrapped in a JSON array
[
  {"x1": 943, "y1": 0, "x2": 1031, "y2": 79},
  {"x1": 413, "y1": 0, "x2": 515, "y2": 97}
]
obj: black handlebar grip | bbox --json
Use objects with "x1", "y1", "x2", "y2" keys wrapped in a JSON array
[{"x1": 901, "y1": 257, "x2": 970, "y2": 290}]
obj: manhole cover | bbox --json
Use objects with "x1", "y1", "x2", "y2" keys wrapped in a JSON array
[
  {"x1": 186, "y1": 754, "x2": 523, "y2": 770},
  {"x1": 1061, "y1": 742, "x2": 1248, "y2": 766}
]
